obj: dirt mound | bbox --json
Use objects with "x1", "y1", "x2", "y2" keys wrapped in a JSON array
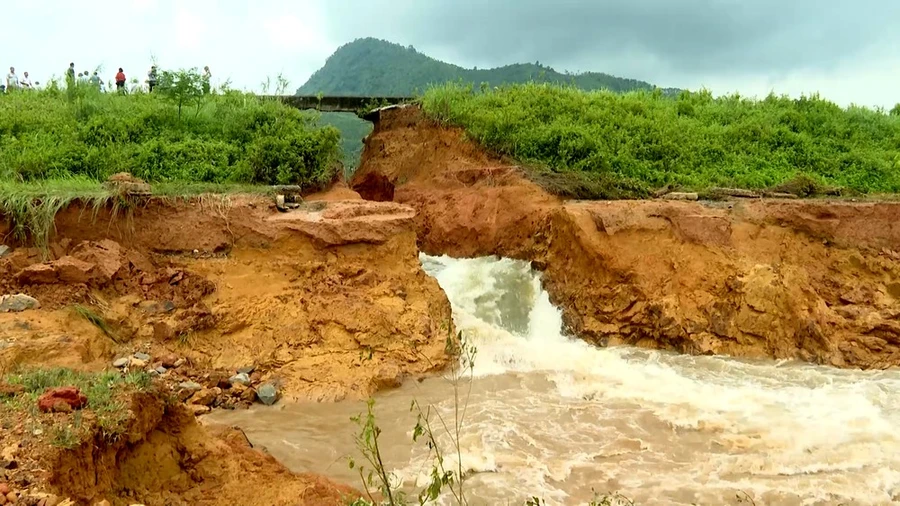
[
  {"x1": 0, "y1": 196, "x2": 452, "y2": 401},
  {"x1": 352, "y1": 105, "x2": 900, "y2": 369},
  {"x1": 2, "y1": 390, "x2": 358, "y2": 505}
]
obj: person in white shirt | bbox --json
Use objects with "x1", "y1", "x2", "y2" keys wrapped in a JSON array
[
  {"x1": 20, "y1": 71, "x2": 32, "y2": 89},
  {"x1": 6, "y1": 67, "x2": 19, "y2": 91}
]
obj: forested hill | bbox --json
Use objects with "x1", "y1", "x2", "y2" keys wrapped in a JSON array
[{"x1": 297, "y1": 38, "x2": 674, "y2": 96}]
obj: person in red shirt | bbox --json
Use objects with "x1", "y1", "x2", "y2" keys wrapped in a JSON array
[{"x1": 115, "y1": 68, "x2": 126, "y2": 93}]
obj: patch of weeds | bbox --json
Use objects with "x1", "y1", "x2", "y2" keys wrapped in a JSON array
[
  {"x1": 72, "y1": 304, "x2": 121, "y2": 343},
  {"x1": 50, "y1": 414, "x2": 83, "y2": 449}
]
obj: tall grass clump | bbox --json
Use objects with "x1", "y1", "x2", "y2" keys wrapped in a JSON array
[{"x1": 421, "y1": 82, "x2": 900, "y2": 198}]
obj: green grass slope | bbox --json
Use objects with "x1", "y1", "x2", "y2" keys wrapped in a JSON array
[{"x1": 422, "y1": 82, "x2": 900, "y2": 198}]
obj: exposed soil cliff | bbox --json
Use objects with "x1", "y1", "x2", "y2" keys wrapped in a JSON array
[
  {"x1": 0, "y1": 194, "x2": 452, "y2": 401},
  {"x1": 0, "y1": 390, "x2": 358, "y2": 505},
  {"x1": 351, "y1": 106, "x2": 900, "y2": 369}
]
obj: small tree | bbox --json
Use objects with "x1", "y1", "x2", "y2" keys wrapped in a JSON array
[{"x1": 156, "y1": 67, "x2": 204, "y2": 120}]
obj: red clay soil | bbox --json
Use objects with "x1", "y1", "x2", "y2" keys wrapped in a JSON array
[
  {"x1": 0, "y1": 195, "x2": 452, "y2": 401},
  {"x1": 351, "y1": 105, "x2": 900, "y2": 369},
  {"x1": 0, "y1": 390, "x2": 359, "y2": 505}
]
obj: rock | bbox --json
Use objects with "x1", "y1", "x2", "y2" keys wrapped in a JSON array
[
  {"x1": 177, "y1": 381, "x2": 202, "y2": 392},
  {"x1": 6, "y1": 491, "x2": 15, "y2": 504},
  {"x1": 188, "y1": 404, "x2": 211, "y2": 416},
  {"x1": 0, "y1": 245, "x2": 10, "y2": 258},
  {"x1": 53, "y1": 256, "x2": 95, "y2": 284},
  {"x1": 239, "y1": 386, "x2": 257, "y2": 403},
  {"x1": 1, "y1": 460, "x2": 16, "y2": 470},
  {"x1": 228, "y1": 373, "x2": 251, "y2": 386},
  {"x1": 0, "y1": 484, "x2": 7, "y2": 494},
  {"x1": 129, "y1": 358, "x2": 147, "y2": 369},
  {"x1": 256, "y1": 384, "x2": 279, "y2": 406},
  {"x1": 1, "y1": 444, "x2": 18, "y2": 462},
  {"x1": 112, "y1": 358, "x2": 129, "y2": 368},
  {"x1": 93, "y1": 500, "x2": 111, "y2": 506},
  {"x1": 138, "y1": 300, "x2": 175, "y2": 315},
  {"x1": 37, "y1": 387, "x2": 87, "y2": 413},
  {"x1": 662, "y1": 192, "x2": 699, "y2": 201},
  {"x1": 188, "y1": 388, "x2": 220, "y2": 406},
  {"x1": 0, "y1": 294, "x2": 40, "y2": 313},
  {"x1": 103, "y1": 172, "x2": 151, "y2": 197},
  {"x1": 15, "y1": 264, "x2": 57, "y2": 284},
  {"x1": 151, "y1": 321, "x2": 175, "y2": 341},
  {"x1": 159, "y1": 354, "x2": 180, "y2": 368},
  {"x1": 154, "y1": 366, "x2": 167, "y2": 375},
  {"x1": 39, "y1": 495, "x2": 60, "y2": 506},
  {"x1": 173, "y1": 358, "x2": 186, "y2": 368},
  {"x1": 230, "y1": 383, "x2": 247, "y2": 396},
  {"x1": 133, "y1": 352, "x2": 151, "y2": 362},
  {"x1": 236, "y1": 365, "x2": 255, "y2": 375}
]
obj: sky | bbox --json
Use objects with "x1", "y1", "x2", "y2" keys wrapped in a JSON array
[{"x1": 3, "y1": 0, "x2": 898, "y2": 107}]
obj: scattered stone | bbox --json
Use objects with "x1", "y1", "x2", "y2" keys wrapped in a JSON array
[
  {"x1": 0, "y1": 245, "x2": 10, "y2": 258},
  {"x1": 53, "y1": 257, "x2": 95, "y2": 284},
  {"x1": 0, "y1": 483, "x2": 8, "y2": 494},
  {"x1": 36, "y1": 494, "x2": 60, "y2": 506},
  {"x1": 188, "y1": 405, "x2": 211, "y2": 416},
  {"x1": 177, "y1": 381, "x2": 202, "y2": 392},
  {"x1": 661, "y1": 192, "x2": 699, "y2": 201},
  {"x1": 709, "y1": 187, "x2": 760, "y2": 198},
  {"x1": 236, "y1": 365, "x2": 255, "y2": 375},
  {"x1": 93, "y1": 500, "x2": 111, "y2": 506},
  {"x1": 129, "y1": 358, "x2": 147, "y2": 369},
  {"x1": 173, "y1": 358, "x2": 186, "y2": 368},
  {"x1": 37, "y1": 387, "x2": 87, "y2": 413},
  {"x1": 103, "y1": 172, "x2": 151, "y2": 197},
  {"x1": 0, "y1": 294, "x2": 40, "y2": 313},
  {"x1": 188, "y1": 388, "x2": 220, "y2": 406},
  {"x1": 228, "y1": 373, "x2": 251, "y2": 386},
  {"x1": 15, "y1": 264, "x2": 57, "y2": 285},
  {"x1": 159, "y1": 354, "x2": 179, "y2": 368},
  {"x1": 32, "y1": 429, "x2": 43, "y2": 436},
  {"x1": 112, "y1": 358, "x2": 129, "y2": 368},
  {"x1": 133, "y1": 352, "x2": 151, "y2": 362},
  {"x1": 256, "y1": 384, "x2": 279, "y2": 406},
  {"x1": 138, "y1": 300, "x2": 176, "y2": 315},
  {"x1": 149, "y1": 370, "x2": 159, "y2": 377},
  {"x1": 154, "y1": 366, "x2": 167, "y2": 375},
  {"x1": 239, "y1": 386, "x2": 256, "y2": 403}
]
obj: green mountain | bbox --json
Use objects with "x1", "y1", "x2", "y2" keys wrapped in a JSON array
[{"x1": 298, "y1": 38, "x2": 672, "y2": 96}]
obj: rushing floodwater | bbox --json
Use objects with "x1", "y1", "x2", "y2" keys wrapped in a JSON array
[{"x1": 209, "y1": 255, "x2": 900, "y2": 505}]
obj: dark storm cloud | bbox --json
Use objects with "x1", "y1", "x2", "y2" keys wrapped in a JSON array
[{"x1": 319, "y1": 0, "x2": 900, "y2": 76}]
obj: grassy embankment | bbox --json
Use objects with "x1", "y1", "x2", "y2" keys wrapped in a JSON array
[
  {"x1": 421, "y1": 82, "x2": 900, "y2": 199},
  {"x1": 0, "y1": 81, "x2": 342, "y2": 245}
]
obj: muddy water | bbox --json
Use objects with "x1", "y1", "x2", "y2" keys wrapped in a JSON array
[{"x1": 209, "y1": 255, "x2": 900, "y2": 505}]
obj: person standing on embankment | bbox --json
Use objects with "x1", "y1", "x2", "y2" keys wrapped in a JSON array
[{"x1": 115, "y1": 68, "x2": 126, "y2": 93}]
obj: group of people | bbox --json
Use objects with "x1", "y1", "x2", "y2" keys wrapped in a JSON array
[
  {"x1": 4, "y1": 67, "x2": 37, "y2": 92},
  {"x1": 3, "y1": 63, "x2": 212, "y2": 94}
]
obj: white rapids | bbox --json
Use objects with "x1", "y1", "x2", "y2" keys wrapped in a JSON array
[{"x1": 208, "y1": 255, "x2": 900, "y2": 506}]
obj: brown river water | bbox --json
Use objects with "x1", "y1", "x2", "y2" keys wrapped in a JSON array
[{"x1": 209, "y1": 255, "x2": 900, "y2": 505}]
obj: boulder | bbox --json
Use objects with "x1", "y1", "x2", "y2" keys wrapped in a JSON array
[
  {"x1": 15, "y1": 264, "x2": 58, "y2": 284},
  {"x1": 0, "y1": 294, "x2": 40, "y2": 313},
  {"x1": 70, "y1": 240, "x2": 124, "y2": 283},
  {"x1": 228, "y1": 373, "x2": 251, "y2": 386},
  {"x1": 256, "y1": 384, "x2": 279, "y2": 406},
  {"x1": 189, "y1": 387, "x2": 220, "y2": 406},
  {"x1": 37, "y1": 387, "x2": 88, "y2": 413},
  {"x1": 54, "y1": 257, "x2": 95, "y2": 284}
]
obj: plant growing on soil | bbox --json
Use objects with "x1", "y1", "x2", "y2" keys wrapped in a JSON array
[
  {"x1": 421, "y1": 82, "x2": 900, "y2": 198},
  {"x1": 73, "y1": 304, "x2": 120, "y2": 343},
  {"x1": 1, "y1": 368, "x2": 152, "y2": 444}
]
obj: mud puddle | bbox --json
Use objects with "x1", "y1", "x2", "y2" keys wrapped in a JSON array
[{"x1": 209, "y1": 255, "x2": 900, "y2": 505}]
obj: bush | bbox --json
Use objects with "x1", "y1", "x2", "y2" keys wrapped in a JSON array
[
  {"x1": 421, "y1": 83, "x2": 900, "y2": 197},
  {"x1": 0, "y1": 85, "x2": 342, "y2": 188}
]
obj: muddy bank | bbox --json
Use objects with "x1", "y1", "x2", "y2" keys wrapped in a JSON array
[
  {"x1": 0, "y1": 194, "x2": 452, "y2": 401},
  {"x1": 351, "y1": 106, "x2": 900, "y2": 369},
  {"x1": 0, "y1": 389, "x2": 357, "y2": 505}
]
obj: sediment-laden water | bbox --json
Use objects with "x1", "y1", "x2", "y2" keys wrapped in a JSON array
[{"x1": 209, "y1": 255, "x2": 900, "y2": 505}]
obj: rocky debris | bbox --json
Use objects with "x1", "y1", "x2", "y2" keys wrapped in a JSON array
[
  {"x1": 188, "y1": 404, "x2": 211, "y2": 416},
  {"x1": 661, "y1": 192, "x2": 699, "y2": 201},
  {"x1": 228, "y1": 373, "x2": 251, "y2": 386},
  {"x1": 133, "y1": 352, "x2": 151, "y2": 362},
  {"x1": 256, "y1": 384, "x2": 279, "y2": 406},
  {"x1": 37, "y1": 387, "x2": 87, "y2": 414},
  {"x1": 129, "y1": 357, "x2": 147, "y2": 369},
  {"x1": 188, "y1": 388, "x2": 220, "y2": 407},
  {"x1": 112, "y1": 358, "x2": 129, "y2": 368},
  {"x1": 138, "y1": 300, "x2": 176, "y2": 315},
  {"x1": 709, "y1": 187, "x2": 760, "y2": 198},
  {"x1": 154, "y1": 366, "x2": 167, "y2": 375},
  {"x1": 236, "y1": 365, "x2": 255, "y2": 375},
  {"x1": 178, "y1": 381, "x2": 203, "y2": 392},
  {"x1": 103, "y1": 172, "x2": 151, "y2": 197},
  {"x1": 159, "y1": 354, "x2": 180, "y2": 368},
  {"x1": 0, "y1": 246, "x2": 10, "y2": 258},
  {"x1": 0, "y1": 295, "x2": 39, "y2": 313}
]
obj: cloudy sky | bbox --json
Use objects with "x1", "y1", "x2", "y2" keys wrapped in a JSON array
[{"x1": 5, "y1": 0, "x2": 898, "y2": 107}]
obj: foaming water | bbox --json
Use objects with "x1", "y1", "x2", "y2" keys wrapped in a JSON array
[{"x1": 209, "y1": 255, "x2": 900, "y2": 505}]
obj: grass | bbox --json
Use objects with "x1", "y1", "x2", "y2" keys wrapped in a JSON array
[
  {"x1": 2, "y1": 367, "x2": 153, "y2": 446},
  {"x1": 421, "y1": 82, "x2": 900, "y2": 198},
  {"x1": 73, "y1": 304, "x2": 120, "y2": 343}
]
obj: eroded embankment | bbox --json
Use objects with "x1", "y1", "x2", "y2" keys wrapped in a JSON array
[
  {"x1": 352, "y1": 105, "x2": 900, "y2": 369},
  {"x1": 0, "y1": 193, "x2": 452, "y2": 400}
]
